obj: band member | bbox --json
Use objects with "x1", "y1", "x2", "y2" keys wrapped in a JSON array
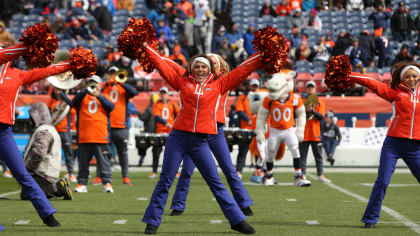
[
  {"x1": 0, "y1": 44, "x2": 72, "y2": 227},
  {"x1": 150, "y1": 86, "x2": 180, "y2": 178},
  {"x1": 72, "y1": 75, "x2": 115, "y2": 193},
  {"x1": 22, "y1": 103, "x2": 72, "y2": 200},
  {"x1": 102, "y1": 67, "x2": 138, "y2": 185},
  {"x1": 47, "y1": 88, "x2": 76, "y2": 182}
]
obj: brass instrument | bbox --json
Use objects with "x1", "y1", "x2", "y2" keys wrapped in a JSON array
[
  {"x1": 47, "y1": 50, "x2": 82, "y2": 127},
  {"x1": 115, "y1": 69, "x2": 128, "y2": 83},
  {"x1": 87, "y1": 81, "x2": 97, "y2": 94},
  {"x1": 304, "y1": 94, "x2": 319, "y2": 119}
]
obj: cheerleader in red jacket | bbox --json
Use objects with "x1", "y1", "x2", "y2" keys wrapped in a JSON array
[
  {"x1": 0, "y1": 44, "x2": 71, "y2": 227},
  {"x1": 348, "y1": 61, "x2": 420, "y2": 228},
  {"x1": 142, "y1": 45, "x2": 261, "y2": 234},
  {"x1": 165, "y1": 53, "x2": 254, "y2": 216}
]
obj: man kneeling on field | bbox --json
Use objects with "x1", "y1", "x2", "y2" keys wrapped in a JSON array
[{"x1": 21, "y1": 103, "x2": 72, "y2": 200}]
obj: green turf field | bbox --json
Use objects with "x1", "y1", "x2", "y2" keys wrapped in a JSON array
[{"x1": 0, "y1": 171, "x2": 419, "y2": 235}]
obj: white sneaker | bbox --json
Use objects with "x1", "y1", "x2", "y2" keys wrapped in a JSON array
[
  {"x1": 294, "y1": 174, "x2": 311, "y2": 187},
  {"x1": 104, "y1": 183, "x2": 114, "y2": 193},
  {"x1": 69, "y1": 175, "x2": 77, "y2": 183},
  {"x1": 74, "y1": 184, "x2": 88, "y2": 193},
  {"x1": 237, "y1": 172, "x2": 242, "y2": 180},
  {"x1": 3, "y1": 171, "x2": 12, "y2": 178},
  {"x1": 318, "y1": 175, "x2": 331, "y2": 183},
  {"x1": 264, "y1": 177, "x2": 275, "y2": 186}
]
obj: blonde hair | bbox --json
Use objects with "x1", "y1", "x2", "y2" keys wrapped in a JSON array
[{"x1": 216, "y1": 54, "x2": 230, "y2": 73}]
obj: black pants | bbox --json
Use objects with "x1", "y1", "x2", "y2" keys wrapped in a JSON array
[
  {"x1": 152, "y1": 145, "x2": 163, "y2": 173},
  {"x1": 21, "y1": 173, "x2": 57, "y2": 199},
  {"x1": 236, "y1": 140, "x2": 251, "y2": 173},
  {"x1": 59, "y1": 132, "x2": 74, "y2": 175},
  {"x1": 299, "y1": 141, "x2": 324, "y2": 176},
  {"x1": 110, "y1": 128, "x2": 129, "y2": 177}
]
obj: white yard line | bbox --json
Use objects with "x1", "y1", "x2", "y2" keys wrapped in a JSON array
[
  {"x1": 113, "y1": 219, "x2": 127, "y2": 225},
  {"x1": 306, "y1": 220, "x2": 320, "y2": 225},
  {"x1": 361, "y1": 183, "x2": 418, "y2": 187},
  {"x1": 14, "y1": 220, "x2": 30, "y2": 225},
  {"x1": 0, "y1": 191, "x2": 19, "y2": 198},
  {"x1": 307, "y1": 174, "x2": 420, "y2": 234}
]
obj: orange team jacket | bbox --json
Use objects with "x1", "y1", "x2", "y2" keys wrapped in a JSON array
[
  {"x1": 0, "y1": 43, "x2": 71, "y2": 125},
  {"x1": 262, "y1": 92, "x2": 304, "y2": 130},
  {"x1": 236, "y1": 94, "x2": 252, "y2": 129},
  {"x1": 47, "y1": 97, "x2": 71, "y2": 132},
  {"x1": 162, "y1": 58, "x2": 230, "y2": 124},
  {"x1": 72, "y1": 90, "x2": 115, "y2": 143},
  {"x1": 302, "y1": 96, "x2": 325, "y2": 142},
  {"x1": 102, "y1": 82, "x2": 138, "y2": 128},
  {"x1": 350, "y1": 72, "x2": 420, "y2": 140},
  {"x1": 145, "y1": 45, "x2": 261, "y2": 134},
  {"x1": 153, "y1": 99, "x2": 180, "y2": 133}
]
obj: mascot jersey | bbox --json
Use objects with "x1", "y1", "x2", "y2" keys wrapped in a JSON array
[{"x1": 262, "y1": 92, "x2": 303, "y2": 130}]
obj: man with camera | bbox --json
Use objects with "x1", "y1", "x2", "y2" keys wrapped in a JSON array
[{"x1": 72, "y1": 75, "x2": 115, "y2": 193}]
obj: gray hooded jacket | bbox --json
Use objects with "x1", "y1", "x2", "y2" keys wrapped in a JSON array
[{"x1": 23, "y1": 103, "x2": 62, "y2": 182}]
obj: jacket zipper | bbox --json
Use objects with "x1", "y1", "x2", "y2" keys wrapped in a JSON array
[{"x1": 410, "y1": 84, "x2": 419, "y2": 139}]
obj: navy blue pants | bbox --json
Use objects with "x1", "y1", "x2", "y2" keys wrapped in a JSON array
[
  {"x1": 322, "y1": 138, "x2": 338, "y2": 157},
  {"x1": 142, "y1": 129, "x2": 246, "y2": 226},
  {"x1": 170, "y1": 124, "x2": 253, "y2": 212},
  {"x1": 362, "y1": 136, "x2": 420, "y2": 224},
  {"x1": 0, "y1": 125, "x2": 55, "y2": 219}
]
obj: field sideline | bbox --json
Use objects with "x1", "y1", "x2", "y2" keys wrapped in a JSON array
[{"x1": 0, "y1": 170, "x2": 419, "y2": 235}]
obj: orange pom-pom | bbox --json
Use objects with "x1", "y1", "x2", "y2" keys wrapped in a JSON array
[
  {"x1": 252, "y1": 26, "x2": 289, "y2": 74},
  {"x1": 325, "y1": 55, "x2": 354, "y2": 91},
  {"x1": 117, "y1": 17, "x2": 158, "y2": 73},
  {"x1": 18, "y1": 23, "x2": 59, "y2": 68},
  {"x1": 70, "y1": 47, "x2": 98, "y2": 79}
]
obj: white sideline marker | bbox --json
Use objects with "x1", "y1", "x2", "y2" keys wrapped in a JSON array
[
  {"x1": 243, "y1": 182, "x2": 294, "y2": 186},
  {"x1": 113, "y1": 219, "x2": 127, "y2": 225},
  {"x1": 287, "y1": 199, "x2": 297, "y2": 202},
  {"x1": 210, "y1": 220, "x2": 223, "y2": 224},
  {"x1": 14, "y1": 220, "x2": 30, "y2": 225},
  {"x1": 361, "y1": 183, "x2": 418, "y2": 187},
  {"x1": 307, "y1": 174, "x2": 420, "y2": 234},
  {"x1": 137, "y1": 197, "x2": 148, "y2": 201},
  {"x1": 306, "y1": 221, "x2": 320, "y2": 225},
  {"x1": 0, "y1": 191, "x2": 19, "y2": 198}
]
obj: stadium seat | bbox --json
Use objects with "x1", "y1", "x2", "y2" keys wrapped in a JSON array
[{"x1": 295, "y1": 73, "x2": 312, "y2": 92}]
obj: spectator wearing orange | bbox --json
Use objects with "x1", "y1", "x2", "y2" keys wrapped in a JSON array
[
  {"x1": 169, "y1": 44, "x2": 187, "y2": 66},
  {"x1": 117, "y1": 0, "x2": 134, "y2": 12},
  {"x1": 150, "y1": 86, "x2": 180, "y2": 178},
  {"x1": 72, "y1": 75, "x2": 115, "y2": 193},
  {"x1": 276, "y1": 0, "x2": 291, "y2": 16},
  {"x1": 288, "y1": 0, "x2": 302, "y2": 12},
  {"x1": 299, "y1": 81, "x2": 331, "y2": 183},
  {"x1": 47, "y1": 88, "x2": 76, "y2": 182}
]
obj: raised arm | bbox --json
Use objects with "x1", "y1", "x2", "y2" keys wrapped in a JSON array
[
  {"x1": 162, "y1": 57, "x2": 186, "y2": 76},
  {"x1": 97, "y1": 94, "x2": 115, "y2": 113},
  {"x1": 121, "y1": 83, "x2": 139, "y2": 98},
  {"x1": 145, "y1": 45, "x2": 181, "y2": 91},
  {"x1": 349, "y1": 73, "x2": 397, "y2": 102},
  {"x1": 219, "y1": 53, "x2": 261, "y2": 93},
  {"x1": 21, "y1": 62, "x2": 71, "y2": 86},
  {"x1": 0, "y1": 43, "x2": 27, "y2": 65}
]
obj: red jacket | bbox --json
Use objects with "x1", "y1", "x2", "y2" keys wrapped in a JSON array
[
  {"x1": 163, "y1": 56, "x2": 230, "y2": 124},
  {"x1": 0, "y1": 44, "x2": 71, "y2": 125},
  {"x1": 146, "y1": 45, "x2": 261, "y2": 134},
  {"x1": 350, "y1": 72, "x2": 420, "y2": 140}
]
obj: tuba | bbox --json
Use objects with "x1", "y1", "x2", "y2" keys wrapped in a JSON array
[
  {"x1": 115, "y1": 69, "x2": 128, "y2": 83},
  {"x1": 47, "y1": 50, "x2": 83, "y2": 127}
]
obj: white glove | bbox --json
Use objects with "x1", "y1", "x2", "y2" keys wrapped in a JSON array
[
  {"x1": 295, "y1": 129, "x2": 304, "y2": 142},
  {"x1": 256, "y1": 131, "x2": 265, "y2": 144}
]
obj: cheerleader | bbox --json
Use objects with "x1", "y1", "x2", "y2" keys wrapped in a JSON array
[{"x1": 141, "y1": 45, "x2": 261, "y2": 234}]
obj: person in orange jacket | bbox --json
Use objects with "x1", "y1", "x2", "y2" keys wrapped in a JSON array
[
  {"x1": 299, "y1": 80, "x2": 331, "y2": 183},
  {"x1": 0, "y1": 43, "x2": 72, "y2": 227},
  {"x1": 150, "y1": 86, "x2": 179, "y2": 178}
]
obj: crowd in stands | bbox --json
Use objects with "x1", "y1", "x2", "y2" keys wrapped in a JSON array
[{"x1": 0, "y1": 0, "x2": 419, "y2": 95}]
